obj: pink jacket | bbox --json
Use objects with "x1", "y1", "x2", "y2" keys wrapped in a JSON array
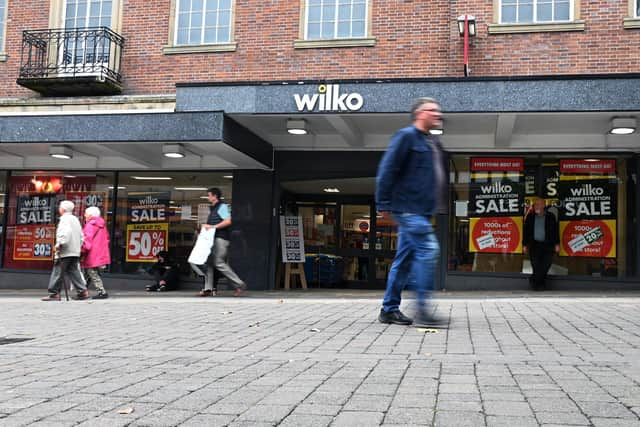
[{"x1": 81, "y1": 216, "x2": 111, "y2": 268}]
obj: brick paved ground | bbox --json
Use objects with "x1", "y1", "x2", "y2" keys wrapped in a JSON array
[{"x1": 1, "y1": 291, "x2": 639, "y2": 426}]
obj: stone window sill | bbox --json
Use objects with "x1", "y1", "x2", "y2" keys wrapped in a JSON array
[
  {"x1": 162, "y1": 43, "x2": 237, "y2": 55},
  {"x1": 293, "y1": 37, "x2": 376, "y2": 49},
  {"x1": 488, "y1": 21, "x2": 585, "y2": 34},
  {"x1": 623, "y1": 17, "x2": 640, "y2": 29},
  {"x1": 0, "y1": 53, "x2": 7, "y2": 62}
]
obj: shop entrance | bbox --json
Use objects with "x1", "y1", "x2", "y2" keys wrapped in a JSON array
[{"x1": 285, "y1": 196, "x2": 398, "y2": 289}]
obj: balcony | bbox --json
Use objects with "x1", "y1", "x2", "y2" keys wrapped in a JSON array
[{"x1": 17, "y1": 27, "x2": 125, "y2": 97}]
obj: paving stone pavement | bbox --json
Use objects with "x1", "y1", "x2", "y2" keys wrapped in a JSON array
[{"x1": 1, "y1": 291, "x2": 640, "y2": 426}]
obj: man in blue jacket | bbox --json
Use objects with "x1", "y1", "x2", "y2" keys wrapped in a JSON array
[{"x1": 375, "y1": 97, "x2": 448, "y2": 327}]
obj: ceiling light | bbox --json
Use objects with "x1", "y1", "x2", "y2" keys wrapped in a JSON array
[
  {"x1": 430, "y1": 128, "x2": 444, "y2": 135},
  {"x1": 174, "y1": 187, "x2": 208, "y2": 191},
  {"x1": 610, "y1": 117, "x2": 636, "y2": 135},
  {"x1": 131, "y1": 176, "x2": 172, "y2": 180},
  {"x1": 223, "y1": 175, "x2": 233, "y2": 179},
  {"x1": 162, "y1": 143, "x2": 186, "y2": 158},
  {"x1": 49, "y1": 145, "x2": 73, "y2": 159},
  {"x1": 287, "y1": 119, "x2": 308, "y2": 135},
  {"x1": 323, "y1": 188, "x2": 340, "y2": 193}
]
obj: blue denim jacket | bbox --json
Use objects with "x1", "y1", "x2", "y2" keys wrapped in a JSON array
[{"x1": 376, "y1": 125, "x2": 444, "y2": 215}]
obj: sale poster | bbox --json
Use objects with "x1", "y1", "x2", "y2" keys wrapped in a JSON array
[
  {"x1": 280, "y1": 216, "x2": 306, "y2": 263},
  {"x1": 468, "y1": 158, "x2": 524, "y2": 253},
  {"x1": 558, "y1": 160, "x2": 617, "y2": 258},
  {"x1": 126, "y1": 222, "x2": 168, "y2": 262},
  {"x1": 13, "y1": 225, "x2": 56, "y2": 261},
  {"x1": 16, "y1": 194, "x2": 57, "y2": 225},
  {"x1": 128, "y1": 192, "x2": 170, "y2": 223},
  {"x1": 66, "y1": 191, "x2": 107, "y2": 217}
]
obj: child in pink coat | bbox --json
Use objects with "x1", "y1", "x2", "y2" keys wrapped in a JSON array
[{"x1": 81, "y1": 206, "x2": 111, "y2": 299}]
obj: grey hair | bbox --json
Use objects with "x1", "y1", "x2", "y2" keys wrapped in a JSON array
[
  {"x1": 59, "y1": 200, "x2": 75, "y2": 213},
  {"x1": 85, "y1": 206, "x2": 101, "y2": 217},
  {"x1": 411, "y1": 97, "x2": 438, "y2": 120}
]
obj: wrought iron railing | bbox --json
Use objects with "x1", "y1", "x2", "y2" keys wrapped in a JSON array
[{"x1": 19, "y1": 27, "x2": 124, "y2": 82}]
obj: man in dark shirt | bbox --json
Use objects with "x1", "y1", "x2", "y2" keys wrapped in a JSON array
[
  {"x1": 195, "y1": 187, "x2": 247, "y2": 297},
  {"x1": 523, "y1": 198, "x2": 559, "y2": 291}
]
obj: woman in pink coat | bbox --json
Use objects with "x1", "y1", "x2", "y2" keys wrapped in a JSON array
[{"x1": 81, "y1": 206, "x2": 111, "y2": 299}]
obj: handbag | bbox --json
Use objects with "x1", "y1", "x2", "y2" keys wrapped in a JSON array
[{"x1": 187, "y1": 227, "x2": 216, "y2": 266}]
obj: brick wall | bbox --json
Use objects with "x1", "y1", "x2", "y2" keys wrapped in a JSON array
[{"x1": 1, "y1": 1, "x2": 639, "y2": 98}]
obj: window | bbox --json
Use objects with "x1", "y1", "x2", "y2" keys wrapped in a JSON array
[
  {"x1": 305, "y1": 0, "x2": 368, "y2": 40},
  {"x1": 500, "y1": 0, "x2": 571, "y2": 24},
  {"x1": 637, "y1": 0, "x2": 640, "y2": 17},
  {"x1": 0, "y1": 0, "x2": 6, "y2": 56},
  {"x1": 175, "y1": 0, "x2": 233, "y2": 45}
]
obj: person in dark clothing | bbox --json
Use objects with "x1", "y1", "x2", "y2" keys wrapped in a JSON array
[
  {"x1": 146, "y1": 251, "x2": 179, "y2": 291},
  {"x1": 523, "y1": 198, "x2": 560, "y2": 291}
]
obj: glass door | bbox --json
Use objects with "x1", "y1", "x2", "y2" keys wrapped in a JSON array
[{"x1": 339, "y1": 204, "x2": 372, "y2": 284}]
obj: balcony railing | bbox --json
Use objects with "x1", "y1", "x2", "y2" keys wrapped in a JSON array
[{"x1": 17, "y1": 27, "x2": 125, "y2": 96}]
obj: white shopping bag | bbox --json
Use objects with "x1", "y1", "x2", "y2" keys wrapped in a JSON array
[{"x1": 187, "y1": 227, "x2": 216, "y2": 266}]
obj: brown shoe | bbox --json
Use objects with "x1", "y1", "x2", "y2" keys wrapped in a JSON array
[
  {"x1": 73, "y1": 290, "x2": 90, "y2": 300},
  {"x1": 233, "y1": 283, "x2": 247, "y2": 297},
  {"x1": 41, "y1": 294, "x2": 61, "y2": 301},
  {"x1": 195, "y1": 289, "x2": 213, "y2": 297}
]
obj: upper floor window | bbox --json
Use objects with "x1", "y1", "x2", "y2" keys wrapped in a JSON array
[
  {"x1": 0, "y1": 0, "x2": 6, "y2": 54},
  {"x1": 175, "y1": 0, "x2": 233, "y2": 45},
  {"x1": 64, "y1": 0, "x2": 112, "y2": 29},
  {"x1": 304, "y1": 0, "x2": 368, "y2": 40},
  {"x1": 500, "y1": 0, "x2": 571, "y2": 24},
  {"x1": 636, "y1": 0, "x2": 640, "y2": 17}
]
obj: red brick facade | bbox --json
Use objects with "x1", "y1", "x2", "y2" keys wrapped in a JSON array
[{"x1": 1, "y1": 1, "x2": 639, "y2": 97}]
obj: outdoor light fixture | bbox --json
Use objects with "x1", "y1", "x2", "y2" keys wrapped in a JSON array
[
  {"x1": 457, "y1": 14, "x2": 476, "y2": 77},
  {"x1": 430, "y1": 127, "x2": 444, "y2": 135},
  {"x1": 49, "y1": 145, "x2": 73, "y2": 159},
  {"x1": 287, "y1": 119, "x2": 308, "y2": 135},
  {"x1": 162, "y1": 143, "x2": 186, "y2": 158},
  {"x1": 610, "y1": 117, "x2": 636, "y2": 135}
]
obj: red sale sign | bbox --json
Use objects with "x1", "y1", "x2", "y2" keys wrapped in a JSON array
[
  {"x1": 469, "y1": 217, "x2": 522, "y2": 253},
  {"x1": 126, "y1": 222, "x2": 168, "y2": 262},
  {"x1": 559, "y1": 219, "x2": 615, "y2": 258}
]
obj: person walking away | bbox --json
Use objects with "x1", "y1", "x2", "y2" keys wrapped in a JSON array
[
  {"x1": 523, "y1": 198, "x2": 559, "y2": 291},
  {"x1": 81, "y1": 206, "x2": 111, "y2": 299},
  {"x1": 42, "y1": 200, "x2": 89, "y2": 301},
  {"x1": 195, "y1": 187, "x2": 247, "y2": 297},
  {"x1": 375, "y1": 97, "x2": 448, "y2": 327}
]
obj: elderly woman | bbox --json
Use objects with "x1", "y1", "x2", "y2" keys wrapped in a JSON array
[{"x1": 81, "y1": 206, "x2": 111, "y2": 299}]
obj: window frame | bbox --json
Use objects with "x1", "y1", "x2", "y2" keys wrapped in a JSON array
[
  {"x1": 295, "y1": 0, "x2": 375, "y2": 49},
  {"x1": 489, "y1": 0, "x2": 584, "y2": 34},
  {"x1": 164, "y1": 0, "x2": 237, "y2": 54},
  {"x1": 624, "y1": 0, "x2": 640, "y2": 29},
  {"x1": 499, "y1": 0, "x2": 573, "y2": 25},
  {"x1": 0, "y1": 0, "x2": 7, "y2": 61}
]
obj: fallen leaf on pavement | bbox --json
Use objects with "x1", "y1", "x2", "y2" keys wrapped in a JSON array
[
  {"x1": 310, "y1": 328, "x2": 320, "y2": 332},
  {"x1": 277, "y1": 299, "x2": 284, "y2": 304},
  {"x1": 221, "y1": 311, "x2": 232, "y2": 315},
  {"x1": 415, "y1": 328, "x2": 439, "y2": 333},
  {"x1": 249, "y1": 322, "x2": 260, "y2": 327},
  {"x1": 118, "y1": 407, "x2": 135, "y2": 415}
]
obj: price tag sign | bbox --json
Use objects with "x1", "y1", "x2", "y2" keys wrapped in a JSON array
[
  {"x1": 13, "y1": 225, "x2": 55, "y2": 261},
  {"x1": 126, "y1": 223, "x2": 168, "y2": 262}
]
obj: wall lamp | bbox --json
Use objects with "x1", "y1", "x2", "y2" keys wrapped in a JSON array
[
  {"x1": 457, "y1": 14, "x2": 476, "y2": 77},
  {"x1": 162, "y1": 143, "x2": 186, "y2": 158},
  {"x1": 609, "y1": 117, "x2": 636, "y2": 135},
  {"x1": 49, "y1": 145, "x2": 73, "y2": 159},
  {"x1": 287, "y1": 119, "x2": 308, "y2": 135}
]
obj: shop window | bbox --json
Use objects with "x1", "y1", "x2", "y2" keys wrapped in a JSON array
[
  {"x1": 165, "y1": 0, "x2": 237, "y2": 53},
  {"x1": 295, "y1": 0, "x2": 375, "y2": 48},
  {"x1": 0, "y1": 172, "x2": 6, "y2": 266},
  {"x1": 0, "y1": 0, "x2": 6, "y2": 60},
  {"x1": 448, "y1": 155, "x2": 631, "y2": 280},
  {"x1": 2, "y1": 172, "x2": 115, "y2": 270},
  {"x1": 112, "y1": 172, "x2": 233, "y2": 279}
]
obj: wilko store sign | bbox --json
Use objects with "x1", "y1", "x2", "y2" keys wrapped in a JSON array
[
  {"x1": 294, "y1": 84, "x2": 364, "y2": 112},
  {"x1": 468, "y1": 157, "x2": 524, "y2": 254}
]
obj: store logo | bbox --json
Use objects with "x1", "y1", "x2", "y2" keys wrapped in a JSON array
[{"x1": 294, "y1": 84, "x2": 364, "y2": 112}]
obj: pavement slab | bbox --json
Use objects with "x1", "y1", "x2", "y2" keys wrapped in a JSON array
[{"x1": 1, "y1": 291, "x2": 640, "y2": 426}]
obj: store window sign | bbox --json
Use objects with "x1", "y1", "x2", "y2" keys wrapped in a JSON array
[
  {"x1": 31, "y1": 177, "x2": 63, "y2": 193},
  {"x1": 468, "y1": 157, "x2": 524, "y2": 254},
  {"x1": 294, "y1": 84, "x2": 364, "y2": 112}
]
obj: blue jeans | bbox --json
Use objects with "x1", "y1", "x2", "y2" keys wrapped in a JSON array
[{"x1": 382, "y1": 213, "x2": 439, "y2": 313}]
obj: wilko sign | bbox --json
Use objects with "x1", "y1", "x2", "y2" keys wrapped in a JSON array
[
  {"x1": 294, "y1": 84, "x2": 364, "y2": 112},
  {"x1": 468, "y1": 157, "x2": 524, "y2": 253}
]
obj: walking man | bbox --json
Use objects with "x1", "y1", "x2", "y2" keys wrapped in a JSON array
[
  {"x1": 375, "y1": 97, "x2": 448, "y2": 327},
  {"x1": 42, "y1": 200, "x2": 89, "y2": 301},
  {"x1": 195, "y1": 187, "x2": 247, "y2": 297},
  {"x1": 523, "y1": 198, "x2": 559, "y2": 291}
]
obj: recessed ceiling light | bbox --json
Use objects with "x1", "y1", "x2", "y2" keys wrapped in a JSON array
[
  {"x1": 323, "y1": 188, "x2": 340, "y2": 193},
  {"x1": 287, "y1": 119, "x2": 308, "y2": 135},
  {"x1": 610, "y1": 118, "x2": 636, "y2": 135},
  {"x1": 223, "y1": 175, "x2": 233, "y2": 179},
  {"x1": 131, "y1": 176, "x2": 172, "y2": 180},
  {"x1": 174, "y1": 187, "x2": 208, "y2": 191},
  {"x1": 430, "y1": 129, "x2": 444, "y2": 135}
]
